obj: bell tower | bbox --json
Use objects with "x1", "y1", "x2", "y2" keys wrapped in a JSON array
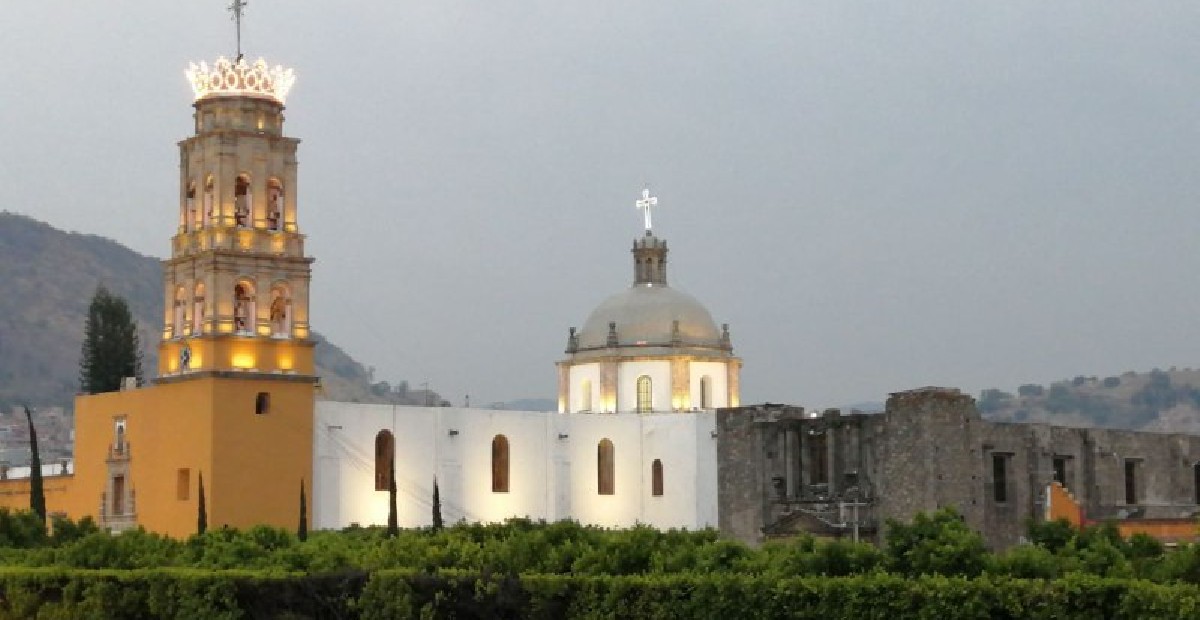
[{"x1": 158, "y1": 56, "x2": 314, "y2": 378}]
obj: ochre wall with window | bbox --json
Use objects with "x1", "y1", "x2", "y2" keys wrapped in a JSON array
[{"x1": 0, "y1": 374, "x2": 315, "y2": 539}]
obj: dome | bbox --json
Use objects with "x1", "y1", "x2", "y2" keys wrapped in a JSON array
[{"x1": 576, "y1": 284, "x2": 723, "y2": 350}]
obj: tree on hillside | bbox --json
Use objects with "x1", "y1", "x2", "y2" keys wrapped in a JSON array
[
  {"x1": 23, "y1": 407, "x2": 45, "y2": 527},
  {"x1": 79, "y1": 286, "x2": 143, "y2": 394}
]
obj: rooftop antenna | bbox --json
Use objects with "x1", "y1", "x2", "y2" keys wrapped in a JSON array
[{"x1": 229, "y1": 0, "x2": 248, "y2": 62}]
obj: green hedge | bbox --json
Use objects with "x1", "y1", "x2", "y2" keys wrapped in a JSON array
[{"x1": 0, "y1": 569, "x2": 1198, "y2": 619}]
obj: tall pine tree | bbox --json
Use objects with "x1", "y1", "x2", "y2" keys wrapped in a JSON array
[
  {"x1": 23, "y1": 407, "x2": 45, "y2": 527},
  {"x1": 298, "y1": 479, "x2": 308, "y2": 542},
  {"x1": 386, "y1": 460, "x2": 398, "y2": 537},
  {"x1": 196, "y1": 472, "x2": 207, "y2": 535},
  {"x1": 79, "y1": 286, "x2": 143, "y2": 394},
  {"x1": 431, "y1": 476, "x2": 443, "y2": 531}
]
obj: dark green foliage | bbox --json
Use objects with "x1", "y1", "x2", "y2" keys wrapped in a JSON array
[
  {"x1": 79, "y1": 286, "x2": 143, "y2": 395},
  {"x1": 23, "y1": 407, "x2": 45, "y2": 526},
  {"x1": 885, "y1": 507, "x2": 987, "y2": 577},
  {"x1": 298, "y1": 479, "x2": 308, "y2": 542},
  {"x1": 431, "y1": 477, "x2": 443, "y2": 532},
  {"x1": 196, "y1": 473, "x2": 207, "y2": 536},
  {"x1": 1027, "y1": 517, "x2": 1075, "y2": 552}
]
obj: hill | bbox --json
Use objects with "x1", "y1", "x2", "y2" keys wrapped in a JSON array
[
  {"x1": 0, "y1": 212, "x2": 439, "y2": 410},
  {"x1": 979, "y1": 368, "x2": 1200, "y2": 433}
]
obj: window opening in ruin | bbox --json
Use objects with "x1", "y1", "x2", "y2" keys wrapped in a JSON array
[
  {"x1": 598, "y1": 438, "x2": 615, "y2": 495},
  {"x1": 809, "y1": 431, "x2": 828, "y2": 485},
  {"x1": 1194, "y1": 463, "x2": 1200, "y2": 505},
  {"x1": 255, "y1": 392, "x2": 270, "y2": 415},
  {"x1": 1053, "y1": 457, "x2": 1067, "y2": 489},
  {"x1": 992, "y1": 454, "x2": 1009, "y2": 503},
  {"x1": 375, "y1": 430, "x2": 394, "y2": 492},
  {"x1": 1124, "y1": 459, "x2": 1139, "y2": 505},
  {"x1": 492, "y1": 435, "x2": 510, "y2": 493}
]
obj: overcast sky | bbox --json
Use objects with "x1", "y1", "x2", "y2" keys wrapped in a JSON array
[{"x1": 3, "y1": 2, "x2": 1200, "y2": 408}]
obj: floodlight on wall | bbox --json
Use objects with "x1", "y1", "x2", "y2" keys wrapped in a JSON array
[
  {"x1": 557, "y1": 433, "x2": 569, "y2": 440},
  {"x1": 448, "y1": 429, "x2": 459, "y2": 437}
]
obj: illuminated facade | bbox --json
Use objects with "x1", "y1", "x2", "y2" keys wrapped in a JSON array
[
  {"x1": 557, "y1": 209, "x2": 741, "y2": 414},
  {"x1": 0, "y1": 55, "x2": 318, "y2": 538}
]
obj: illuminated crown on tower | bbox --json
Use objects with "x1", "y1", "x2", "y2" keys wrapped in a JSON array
[{"x1": 185, "y1": 56, "x2": 296, "y2": 104}]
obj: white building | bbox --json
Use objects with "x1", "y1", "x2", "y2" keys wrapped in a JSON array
[{"x1": 313, "y1": 192, "x2": 735, "y2": 530}]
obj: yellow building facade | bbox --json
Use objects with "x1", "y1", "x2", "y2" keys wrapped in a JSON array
[{"x1": 0, "y1": 56, "x2": 317, "y2": 538}]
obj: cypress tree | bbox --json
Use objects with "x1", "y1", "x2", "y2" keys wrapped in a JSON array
[
  {"x1": 431, "y1": 476, "x2": 443, "y2": 531},
  {"x1": 298, "y1": 479, "x2": 308, "y2": 542},
  {"x1": 386, "y1": 460, "x2": 398, "y2": 537},
  {"x1": 23, "y1": 407, "x2": 45, "y2": 527},
  {"x1": 197, "y1": 472, "x2": 207, "y2": 535},
  {"x1": 79, "y1": 286, "x2": 143, "y2": 394}
]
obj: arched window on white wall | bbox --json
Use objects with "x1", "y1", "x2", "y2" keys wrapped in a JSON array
[
  {"x1": 193, "y1": 282, "x2": 206, "y2": 335},
  {"x1": 234, "y1": 174, "x2": 252, "y2": 228},
  {"x1": 234, "y1": 281, "x2": 255, "y2": 334},
  {"x1": 636, "y1": 376, "x2": 652, "y2": 413},
  {"x1": 492, "y1": 435, "x2": 510, "y2": 493},
  {"x1": 268, "y1": 283, "x2": 291, "y2": 338},
  {"x1": 173, "y1": 286, "x2": 187, "y2": 338},
  {"x1": 651, "y1": 459, "x2": 664, "y2": 497},
  {"x1": 266, "y1": 179, "x2": 283, "y2": 231},
  {"x1": 580, "y1": 379, "x2": 592, "y2": 412},
  {"x1": 375, "y1": 430, "x2": 394, "y2": 492},
  {"x1": 699, "y1": 376, "x2": 713, "y2": 409},
  {"x1": 598, "y1": 438, "x2": 615, "y2": 495}
]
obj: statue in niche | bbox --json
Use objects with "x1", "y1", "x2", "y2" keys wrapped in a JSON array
[
  {"x1": 270, "y1": 292, "x2": 288, "y2": 336},
  {"x1": 267, "y1": 186, "x2": 283, "y2": 231}
]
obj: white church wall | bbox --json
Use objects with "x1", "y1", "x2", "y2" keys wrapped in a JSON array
[
  {"x1": 617, "y1": 360, "x2": 671, "y2": 412},
  {"x1": 562, "y1": 412, "x2": 646, "y2": 527},
  {"x1": 689, "y1": 361, "x2": 730, "y2": 409},
  {"x1": 567, "y1": 363, "x2": 601, "y2": 413},
  {"x1": 313, "y1": 403, "x2": 717, "y2": 531}
]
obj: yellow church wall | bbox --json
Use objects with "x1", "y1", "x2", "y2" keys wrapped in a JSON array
[
  {"x1": 74, "y1": 380, "x2": 217, "y2": 538},
  {"x1": 207, "y1": 377, "x2": 313, "y2": 530},
  {"x1": 0, "y1": 475, "x2": 78, "y2": 515}
]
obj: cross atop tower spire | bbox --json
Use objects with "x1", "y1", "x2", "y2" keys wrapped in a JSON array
[
  {"x1": 635, "y1": 187, "x2": 658, "y2": 233},
  {"x1": 229, "y1": 0, "x2": 248, "y2": 61}
]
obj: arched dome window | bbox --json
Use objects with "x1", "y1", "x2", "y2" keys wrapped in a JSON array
[
  {"x1": 636, "y1": 376, "x2": 652, "y2": 413},
  {"x1": 597, "y1": 438, "x2": 615, "y2": 495},
  {"x1": 492, "y1": 435, "x2": 510, "y2": 493},
  {"x1": 192, "y1": 282, "x2": 206, "y2": 335},
  {"x1": 234, "y1": 174, "x2": 252, "y2": 228},
  {"x1": 268, "y1": 283, "x2": 291, "y2": 338},
  {"x1": 233, "y1": 281, "x2": 255, "y2": 334},
  {"x1": 173, "y1": 286, "x2": 187, "y2": 338},
  {"x1": 580, "y1": 379, "x2": 592, "y2": 412},
  {"x1": 699, "y1": 376, "x2": 713, "y2": 409},
  {"x1": 203, "y1": 176, "x2": 215, "y2": 227},
  {"x1": 375, "y1": 430, "x2": 394, "y2": 492},
  {"x1": 266, "y1": 179, "x2": 283, "y2": 231},
  {"x1": 651, "y1": 459, "x2": 664, "y2": 497}
]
